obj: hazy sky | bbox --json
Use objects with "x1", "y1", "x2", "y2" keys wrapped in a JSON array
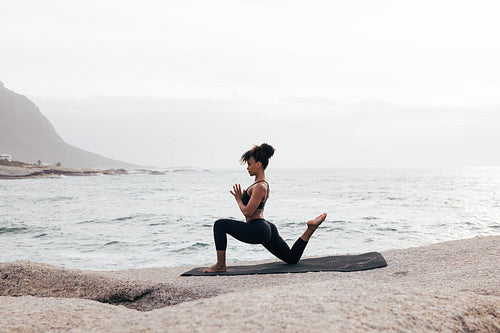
[{"x1": 2, "y1": 1, "x2": 500, "y2": 168}]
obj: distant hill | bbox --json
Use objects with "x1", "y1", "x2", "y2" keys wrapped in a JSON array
[{"x1": 0, "y1": 81, "x2": 138, "y2": 169}]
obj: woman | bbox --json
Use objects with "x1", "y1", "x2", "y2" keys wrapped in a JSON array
[{"x1": 204, "y1": 143, "x2": 327, "y2": 273}]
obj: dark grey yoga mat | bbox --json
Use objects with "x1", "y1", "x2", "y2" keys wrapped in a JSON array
[{"x1": 181, "y1": 252, "x2": 387, "y2": 276}]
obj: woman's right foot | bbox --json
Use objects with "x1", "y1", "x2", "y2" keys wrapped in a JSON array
[
  {"x1": 203, "y1": 263, "x2": 227, "y2": 273},
  {"x1": 307, "y1": 213, "x2": 327, "y2": 231}
]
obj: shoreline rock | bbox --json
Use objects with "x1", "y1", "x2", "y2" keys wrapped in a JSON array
[
  {"x1": 0, "y1": 164, "x2": 169, "y2": 179},
  {"x1": 0, "y1": 261, "x2": 205, "y2": 311},
  {"x1": 0, "y1": 165, "x2": 109, "y2": 179},
  {"x1": 0, "y1": 160, "x2": 207, "y2": 179},
  {"x1": 0, "y1": 236, "x2": 499, "y2": 332}
]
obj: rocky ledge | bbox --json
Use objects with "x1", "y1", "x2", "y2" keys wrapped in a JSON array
[
  {"x1": 0, "y1": 160, "x2": 172, "y2": 179},
  {"x1": 0, "y1": 236, "x2": 499, "y2": 332},
  {"x1": 0, "y1": 164, "x2": 130, "y2": 179}
]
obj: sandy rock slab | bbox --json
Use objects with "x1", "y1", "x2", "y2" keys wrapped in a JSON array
[
  {"x1": 0, "y1": 236, "x2": 499, "y2": 332},
  {"x1": 89, "y1": 280, "x2": 500, "y2": 333},
  {"x1": 3, "y1": 280, "x2": 497, "y2": 333},
  {"x1": 0, "y1": 261, "x2": 207, "y2": 311},
  {"x1": 0, "y1": 296, "x2": 134, "y2": 333}
]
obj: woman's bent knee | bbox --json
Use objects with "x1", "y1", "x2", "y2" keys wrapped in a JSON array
[
  {"x1": 214, "y1": 219, "x2": 225, "y2": 229},
  {"x1": 285, "y1": 257, "x2": 300, "y2": 264}
]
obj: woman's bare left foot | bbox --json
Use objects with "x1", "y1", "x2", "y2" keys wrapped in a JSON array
[
  {"x1": 203, "y1": 263, "x2": 227, "y2": 273},
  {"x1": 307, "y1": 213, "x2": 327, "y2": 231}
]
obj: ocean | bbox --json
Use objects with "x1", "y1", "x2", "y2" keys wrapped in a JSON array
[{"x1": 1, "y1": 167, "x2": 499, "y2": 270}]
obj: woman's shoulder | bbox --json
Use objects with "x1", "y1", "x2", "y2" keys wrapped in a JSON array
[
  {"x1": 250, "y1": 181, "x2": 269, "y2": 192},
  {"x1": 252, "y1": 180, "x2": 269, "y2": 187}
]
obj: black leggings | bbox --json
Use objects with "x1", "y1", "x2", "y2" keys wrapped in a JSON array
[{"x1": 213, "y1": 218, "x2": 308, "y2": 264}]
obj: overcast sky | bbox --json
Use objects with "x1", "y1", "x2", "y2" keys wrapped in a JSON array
[{"x1": 1, "y1": 1, "x2": 500, "y2": 168}]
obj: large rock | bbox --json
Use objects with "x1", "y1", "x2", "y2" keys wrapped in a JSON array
[
  {"x1": 0, "y1": 81, "x2": 137, "y2": 169},
  {"x1": 0, "y1": 237, "x2": 499, "y2": 332}
]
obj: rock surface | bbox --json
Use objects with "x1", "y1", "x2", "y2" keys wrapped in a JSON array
[{"x1": 0, "y1": 236, "x2": 499, "y2": 332}]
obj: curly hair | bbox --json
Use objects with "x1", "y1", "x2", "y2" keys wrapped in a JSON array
[{"x1": 240, "y1": 143, "x2": 275, "y2": 170}]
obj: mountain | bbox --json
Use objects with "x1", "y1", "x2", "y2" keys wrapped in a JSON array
[{"x1": 0, "y1": 81, "x2": 137, "y2": 169}]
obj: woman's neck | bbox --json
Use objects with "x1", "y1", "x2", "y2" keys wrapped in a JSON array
[{"x1": 254, "y1": 173, "x2": 265, "y2": 182}]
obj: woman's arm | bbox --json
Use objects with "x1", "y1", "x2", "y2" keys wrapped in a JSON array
[{"x1": 230, "y1": 183, "x2": 267, "y2": 217}]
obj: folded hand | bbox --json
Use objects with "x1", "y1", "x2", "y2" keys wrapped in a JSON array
[{"x1": 230, "y1": 184, "x2": 243, "y2": 201}]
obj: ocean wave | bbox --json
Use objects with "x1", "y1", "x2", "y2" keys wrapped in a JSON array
[
  {"x1": 376, "y1": 227, "x2": 398, "y2": 232},
  {"x1": 34, "y1": 196, "x2": 74, "y2": 202},
  {"x1": 77, "y1": 219, "x2": 101, "y2": 224},
  {"x1": 171, "y1": 242, "x2": 210, "y2": 253},
  {"x1": 112, "y1": 215, "x2": 139, "y2": 222},
  {"x1": 0, "y1": 226, "x2": 30, "y2": 234},
  {"x1": 322, "y1": 221, "x2": 349, "y2": 231},
  {"x1": 149, "y1": 222, "x2": 167, "y2": 226},
  {"x1": 104, "y1": 241, "x2": 121, "y2": 246},
  {"x1": 387, "y1": 197, "x2": 404, "y2": 201}
]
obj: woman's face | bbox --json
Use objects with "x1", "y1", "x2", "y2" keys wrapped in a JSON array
[{"x1": 246, "y1": 157, "x2": 260, "y2": 176}]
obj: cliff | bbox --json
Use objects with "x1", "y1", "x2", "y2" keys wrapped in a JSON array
[{"x1": 0, "y1": 81, "x2": 137, "y2": 169}]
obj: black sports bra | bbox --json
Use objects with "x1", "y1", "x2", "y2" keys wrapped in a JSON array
[{"x1": 241, "y1": 180, "x2": 269, "y2": 209}]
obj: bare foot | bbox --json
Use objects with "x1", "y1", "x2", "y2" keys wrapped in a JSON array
[
  {"x1": 307, "y1": 213, "x2": 327, "y2": 231},
  {"x1": 203, "y1": 263, "x2": 227, "y2": 273}
]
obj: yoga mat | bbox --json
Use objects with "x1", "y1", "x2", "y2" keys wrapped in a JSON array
[{"x1": 181, "y1": 252, "x2": 387, "y2": 276}]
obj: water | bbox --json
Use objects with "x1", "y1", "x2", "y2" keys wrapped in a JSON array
[{"x1": 1, "y1": 168, "x2": 499, "y2": 270}]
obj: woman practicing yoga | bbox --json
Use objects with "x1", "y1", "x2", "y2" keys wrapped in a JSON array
[{"x1": 204, "y1": 143, "x2": 327, "y2": 273}]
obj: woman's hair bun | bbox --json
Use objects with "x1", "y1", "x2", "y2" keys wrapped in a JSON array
[
  {"x1": 259, "y1": 143, "x2": 275, "y2": 159},
  {"x1": 240, "y1": 143, "x2": 275, "y2": 169}
]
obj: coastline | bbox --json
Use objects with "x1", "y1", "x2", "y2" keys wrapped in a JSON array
[
  {"x1": 1, "y1": 236, "x2": 499, "y2": 332},
  {"x1": 0, "y1": 164, "x2": 127, "y2": 179},
  {"x1": 0, "y1": 164, "x2": 168, "y2": 179}
]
